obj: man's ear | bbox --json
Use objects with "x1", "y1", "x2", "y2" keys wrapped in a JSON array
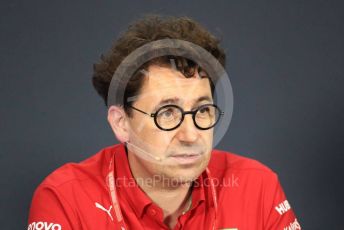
[{"x1": 107, "y1": 105, "x2": 130, "y2": 143}]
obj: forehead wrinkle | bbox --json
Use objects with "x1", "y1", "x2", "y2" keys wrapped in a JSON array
[
  {"x1": 133, "y1": 80, "x2": 212, "y2": 105},
  {"x1": 140, "y1": 78, "x2": 203, "y2": 103}
]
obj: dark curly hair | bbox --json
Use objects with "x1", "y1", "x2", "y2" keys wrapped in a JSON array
[{"x1": 92, "y1": 15, "x2": 226, "y2": 116}]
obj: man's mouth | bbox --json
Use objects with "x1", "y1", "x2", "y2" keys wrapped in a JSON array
[{"x1": 169, "y1": 153, "x2": 202, "y2": 164}]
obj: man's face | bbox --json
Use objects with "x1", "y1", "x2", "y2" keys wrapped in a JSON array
[{"x1": 126, "y1": 65, "x2": 214, "y2": 184}]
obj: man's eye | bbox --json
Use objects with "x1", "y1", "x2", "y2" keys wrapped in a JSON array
[
  {"x1": 158, "y1": 108, "x2": 175, "y2": 118},
  {"x1": 162, "y1": 110, "x2": 173, "y2": 117},
  {"x1": 199, "y1": 107, "x2": 210, "y2": 113}
]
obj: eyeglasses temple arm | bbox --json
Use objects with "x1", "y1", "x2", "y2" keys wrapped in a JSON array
[{"x1": 127, "y1": 105, "x2": 151, "y2": 116}]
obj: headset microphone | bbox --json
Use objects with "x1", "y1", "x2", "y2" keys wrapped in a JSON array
[{"x1": 125, "y1": 141, "x2": 163, "y2": 162}]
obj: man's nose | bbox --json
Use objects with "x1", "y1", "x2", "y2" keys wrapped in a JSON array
[{"x1": 175, "y1": 114, "x2": 199, "y2": 143}]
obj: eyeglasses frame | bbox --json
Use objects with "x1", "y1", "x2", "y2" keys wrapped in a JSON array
[{"x1": 127, "y1": 103, "x2": 224, "y2": 131}]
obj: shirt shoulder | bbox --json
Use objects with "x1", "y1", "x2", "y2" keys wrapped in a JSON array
[
  {"x1": 39, "y1": 145, "x2": 116, "y2": 189},
  {"x1": 28, "y1": 145, "x2": 121, "y2": 230},
  {"x1": 209, "y1": 149, "x2": 301, "y2": 229}
]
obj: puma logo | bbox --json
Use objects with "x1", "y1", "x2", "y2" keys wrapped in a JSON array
[{"x1": 95, "y1": 202, "x2": 113, "y2": 221}]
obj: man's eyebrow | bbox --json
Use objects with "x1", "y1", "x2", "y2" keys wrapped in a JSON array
[
  {"x1": 152, "y1": 96, "x2": 213, "y2": 111},
  {"x1": 153, "y1": 97, "x2": 180, "y2": 111}
]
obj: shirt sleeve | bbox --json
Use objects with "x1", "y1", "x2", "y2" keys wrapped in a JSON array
[
  {"x1": 264, "y1": 173, "x2": 302, "y2": 230},
  {"x1": 28, "y1": 184, "x2": 79, "y2": 230}
]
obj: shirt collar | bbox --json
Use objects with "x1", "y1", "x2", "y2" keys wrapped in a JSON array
[
  {"x1": 191, "y1": 171, "x2": 206, "y2": 210},
  {"x1": 113, "y1": 143, "x2": 152, "y2": 217}
]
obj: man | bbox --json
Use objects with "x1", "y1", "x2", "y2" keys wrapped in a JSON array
[{"x1": 28, "y1": 16, "x2": 301, "y2": 230}]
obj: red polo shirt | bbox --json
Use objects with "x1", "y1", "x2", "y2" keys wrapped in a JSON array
[{"x1": 28, "y1": 144, "x2": 301, "y2": 230}]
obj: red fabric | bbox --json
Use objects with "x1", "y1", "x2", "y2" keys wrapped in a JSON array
[{"x1": 28, "y1": 143, "x2": 301, "y2": 230}]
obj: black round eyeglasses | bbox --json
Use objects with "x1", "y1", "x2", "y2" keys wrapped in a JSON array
[{"x1": 127, "y1": 103, "x2": 224, "y2": 131}]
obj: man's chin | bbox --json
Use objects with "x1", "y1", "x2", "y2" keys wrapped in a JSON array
[{"x1": 162, "y1": 169, "x2": 204, "y2": 186}]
